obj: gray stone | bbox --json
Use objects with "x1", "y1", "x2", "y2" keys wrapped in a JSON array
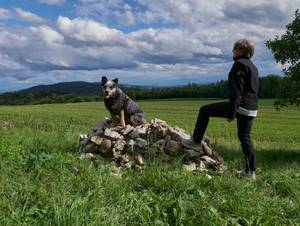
[
  {"x1": 201, "y1": 141, "x2": 213, "y2": 156},
  {"x1": 183, "y1": 162, "x2": 197, "y2": 171},
  {"x1": 168, "y1": 126, "x2": 191, "y2": 141},
  {"x1": 183, "y1": 149, "x2": 202, "y2": 158},
  {"x1": 201, "y1": 155, "x2": 217, "y2": 166},
  {"x1": 136, "y1": 138, "x2": 148, "y2": 148},
  {"x1": 104, "y1": 128, "x2": 124, "y2": 140},
  {"x1": 90, "y1": 136, "x2": 103, "y2": 145}
]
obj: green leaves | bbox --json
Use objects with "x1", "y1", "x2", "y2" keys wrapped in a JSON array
[{"x1": 266, "y1": 9, "x2": 300, "y2": 108}]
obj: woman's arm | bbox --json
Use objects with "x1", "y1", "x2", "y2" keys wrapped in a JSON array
[{"x1": 228, "y1": 62, "x2": 247, "y2": 119}]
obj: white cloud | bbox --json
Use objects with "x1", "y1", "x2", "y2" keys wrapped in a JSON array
[
  {"x1": 30, "y1": 25, "x2": 64, "y2": 45},
  {"x1": 13, "y1": 8, "x2": 46, "y2": 24},
  {"x1": 0, "y1": 30, "x2": 28, "y2": 48},
  {"x1": 57, "y1": 16, "x2": 128, "y2": 46},
  {"x1": 0, "y1": 8, "x2": 10, "y2": 19},
  {"x1": 0, "y1": 53, "x2": 31, "y2": 81},
  {"x1": 113, "y1": 10, "x2": 135, "y2": 25},
  {"x1": 129, "y1": 28, "x2": 223, "y2": 64},
  {"x1": 222, "y1": 0, "x2": 300, "y2": 28},
  {"x1": 0, "y1": 7, "x2": 45, "y2": 24},
  {"x1": 0, "y1": 53, "x2": 24, "y2": 70},
  {"x1": 38, "y1": 0, "x2": 66, "y2": 6}
]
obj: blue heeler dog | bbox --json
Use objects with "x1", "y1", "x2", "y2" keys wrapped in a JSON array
[{"x1": 101, "y1": 76, "x2": 146, "y2": 127}]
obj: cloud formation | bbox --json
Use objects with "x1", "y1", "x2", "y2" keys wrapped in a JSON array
[
  {"x1": 38, "y1": 0, "x2": 66, "y2": 6},
  {"x1": 0, "y1": 0, "x2": 299, "y2": 91},
  {"x1": 0, "y1": 8, "x2": 46, "y2": 24}
]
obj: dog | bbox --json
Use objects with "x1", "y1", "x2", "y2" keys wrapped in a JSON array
[{"x1": 101, "y1": 76, "x2": 146, "y2": 127}]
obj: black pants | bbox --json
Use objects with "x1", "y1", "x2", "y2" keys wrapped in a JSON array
[{"x1": 193, "y1": 101, "x2": 256, "y2": 172}]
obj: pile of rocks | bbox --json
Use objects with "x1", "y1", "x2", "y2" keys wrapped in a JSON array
[{"x1": 79, "y1": 118, "x2": 225, "y2": 173}]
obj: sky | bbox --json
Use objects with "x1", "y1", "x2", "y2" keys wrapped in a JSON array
[{"x1": 0, "y1": 0, "x2": 299, "y2": 92}]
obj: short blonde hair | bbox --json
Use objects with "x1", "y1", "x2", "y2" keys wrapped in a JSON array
[{"x1": 233, "y1": 39, "x2": 255, "y2": 58}]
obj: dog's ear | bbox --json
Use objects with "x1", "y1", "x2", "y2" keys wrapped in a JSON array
[
  {"x1": 113, "y1": 78, "x2": 118, "y2": 84},
  {"x1": 101, "y1": 76, "x2": 108, "y2": 85}
]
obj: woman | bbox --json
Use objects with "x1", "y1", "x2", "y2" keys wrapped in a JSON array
[{"x1": 182, "y1": 39, "x2": 259, "y2": 180}]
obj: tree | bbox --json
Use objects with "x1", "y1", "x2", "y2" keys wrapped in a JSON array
[{"x1": 266, "y1": 9, "x2": 300, "y2": 107}]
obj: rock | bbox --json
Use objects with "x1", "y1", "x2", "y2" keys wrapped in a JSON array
[
  {"x1": 113, "y1": 147, "x2": 123, "y2": 158},
  {"x1": 89, "y1": 118, "x2": 112, "y2": 137},
  {"x1": 111, "y1": 165, "x2": 122, "y2": 176},
  {"x1": 206, "y1": 174, "x2": 213, "y2": 180},
  {"x1": 210, "y1": 151, "x2": 225, "y2": 164},
  {"x1": 79, "y1": 134, "x2": 88, "y2": 141},
  {"x1": 148, "y1": 118, "x2": 169, "y2": 139},
  {"x1": 90, "y1": 136, "x2": 103, "y2": 145},
  {"x1": 120, "y1": 154, "x2": 131, "y2": 163},
  {"x1": 151, "y1": 118, "x2": 167, "y2": 125},
  {"x1": 183, "y1": 162, "x2": 197, "y2": 171},
  {"x1": 168, "y1": 126, "x2": 191, "y2": 141},
  {"x1": 203, "y1": 135, "x2": 211, "y2": 146},
  {"x1": 104, "y1": 128, "x2": 124, "y2": 140},
  {"x1": 80, "y1": 153, "x2": 102, "y2": 160},
  {"x1": 127, "y1": 129, "x2": 140, "y2": 139},
  {"x1": 134, "y1": 164, "x2": 143, "y2": 172},
  {"x1": 201, "y1": 155, "x2": 217, "y2": 166},
  {"x1": 98, "y1": 139, "x2": 112, "y2": 156},
  {"x1": 136, "y1": 138, "x2": 148, "y2": 149},
  {"x1": 114, "y1": 139, "x2": 126, "y2": 151},
  {"x1": 154, "y1": 139, "x2": 166, "y2": 152},
  {"x1": 124, "y1": 161, "x2": 132, "y2": 169},
  {"x1": 183, "y1": 149, "x2": 202, "y2": 158},
  {"x1": 197, "y1": 160, "x2": 207, "y2": 172},
  {"x1": 201, "y1": 141, "x2": 213, "y2": 156},
  {"x1": 135, "y1": 125, "x2": 148, "y2": 136},
  {"x1": 81, "y1": 142, "x2": 98, "y2": 153},
  {"x1": 164, "y1": 139, "x2": 182, "y2": 155},
  {"x1": 79, "y1": 134, "x2": 89, "y2": 146},
  {"x1": 134, "y1": 153, "x2": 144, "y2": 165},
  {"x1": 123, "y1": 124, "x2": 135, "y2": 135}
]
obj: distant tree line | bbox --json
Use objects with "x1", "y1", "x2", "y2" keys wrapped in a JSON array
[{"x1": 0, "y1": 75, "x2": 281, "y2": 105}]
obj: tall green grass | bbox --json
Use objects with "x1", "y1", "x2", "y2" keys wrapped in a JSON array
[{"x1": 0, "y1": 99, "x2": 300, "y2": 225}]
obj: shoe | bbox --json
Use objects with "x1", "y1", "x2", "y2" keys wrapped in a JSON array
[
  {"x1": 236, "y1": 170, "x2": 256, "y2": 180},
  {"x1": 181, "y1": 138, "x2": 202, "y2": 151}
]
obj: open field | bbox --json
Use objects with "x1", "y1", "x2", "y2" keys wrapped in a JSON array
[{"x1": 1, "y1": 99, "x2": 300, "y2": 225}]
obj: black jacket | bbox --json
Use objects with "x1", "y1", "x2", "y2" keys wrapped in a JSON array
[{"x1": 228, "y1": 57, "x2": 259, "y2": 119}]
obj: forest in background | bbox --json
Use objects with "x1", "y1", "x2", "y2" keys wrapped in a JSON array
[{"x1": 0, "y1": 75, "x2": 281, "y2": 105}]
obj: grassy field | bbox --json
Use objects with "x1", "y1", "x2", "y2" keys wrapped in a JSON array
[{"x1": 0, "y1": 99, "x2": 300, "y2": 225}]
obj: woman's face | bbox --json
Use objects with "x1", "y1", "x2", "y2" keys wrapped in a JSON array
[{"x1": 232, "y1": 46, "x2": 243, "y2": 60}]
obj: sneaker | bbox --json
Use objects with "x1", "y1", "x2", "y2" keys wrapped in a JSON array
[
  {"x1": 181, "y1": 138, "x2": 202, "y2": 151},
  {"x1": 236, "y1": 170, "x2": 256, "y2": 180}
]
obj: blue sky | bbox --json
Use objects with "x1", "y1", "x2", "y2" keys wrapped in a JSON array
[{"x1": 0, "y1": 0, "x2": 299, "y2": 92}]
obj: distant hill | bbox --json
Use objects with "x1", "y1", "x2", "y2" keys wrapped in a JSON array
[
  {"x1": 19, "y1": 81, "x2": 100, "y2": 95},
  {"x1": 18, "y1": 81, "x2": 155, "y2": 95}
]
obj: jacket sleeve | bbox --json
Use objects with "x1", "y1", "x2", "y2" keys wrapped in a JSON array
[{"x1": 228, "y1": 62, "x2": 247, "y2": 119}]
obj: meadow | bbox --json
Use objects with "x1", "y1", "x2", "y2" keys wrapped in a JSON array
[{"x1": 0, "y1": 99, "x2": 300, "y2": 225}]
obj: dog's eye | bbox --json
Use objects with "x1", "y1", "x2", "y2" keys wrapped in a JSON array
[{"x1": 103, "y1": 85, "x2": 107, "y2": 89}]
